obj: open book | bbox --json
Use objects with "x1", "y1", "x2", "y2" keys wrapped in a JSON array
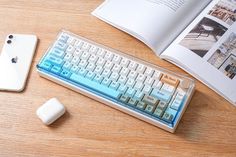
[{"x1": 92, "y1": 0, "x2": 236, "y2": 106}]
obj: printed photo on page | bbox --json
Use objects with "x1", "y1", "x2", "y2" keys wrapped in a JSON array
[
  {"x1": 179, "y1": 0, "x2": 236, "y2": 80},
  {"x1": 162, "y1": 0, "x2": 236, "y2": 105}
]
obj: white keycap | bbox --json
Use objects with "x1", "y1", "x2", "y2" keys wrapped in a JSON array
[
  {"x1": 128, "y1": 71, "x2": 138, "y2": 79},
  {"x1": 134, "y1": 81, "x2": 144, "y2": 90},
  {"x1": 144, "y1": 67, "x2": 154, "y2": 76},
  {"x1": 74, "y1": 49, "x2": 83, "y2": 57},
  {"x1": 77, "y1": 41, "x2": 84, "y2": 49},
  {"x1": 112, "y1": 64, "x2": 122, "y2": 72},
  {"x1": 176, "y1": 89, "x2": 185, "y2": 100},
  {"x1": 153, "y1": 80, "x2": 163, "y2": 89},
  {"x1": 118, "y1": 84, "x2": 128, "y2": 93},
  {"x1": 67, "y1": 37, "x2": 76, "y2": 45},
  {"x1": 96, "y1": 49, "x2": 105, "y2": 57},
  {"x1": 102, "y1": 69, "x2": 111, "y2": 77},
  {"x1": 120, "y1": 67, "x2": 130, "y2": 76},
  {"x1": 97, "y1": 57, "x2": 105, "y2": 66},
  {"x1": 137, "y1": 73, "x2": 146, "y2": 82},
  {"x1": 74, "y1": 40, "x2": 82, "y2": 47},
  {"x1": 112, "y1": 54, "x2": 121, "y2": 64},
  {"x1": 110, "y1": 72, "x2": 119, "y2": 81},
  {"x1": 89, "y1": 54, "x2": 98, "y2": 63},
  {"x1": 136, "y1": 64, "x2": 146, "y2": 73},
  {"x1": 71, "y1": 65, "x2": 79, "y2": 73},
  {"x1": 86, "y1": 71, "x2": 95, "y2": 80},
  {"x1": 64, "y1": 53, "x2": 72, "y2": 61},
  {"x1": 78, "y1": 59, "x2": 88, "y2": 67},
  {"x1": 104, "y1": 51, "x2": 114, "y2": 61},
  {"x1": 93, "y1": 74, "x2": 103, "y2": 83},
  {"x1": 81, "y1": 42, "x2": 91, "y2": 51},
  {"x1": 63, "y1": 62, "x2": 72, "y2": 69},
  {"x1": 126, "y1": 79, "x2": 135, "y2": 87},
  {"x1": 143, "y1": 85, "x2": 152, "y2": 94},
  {"x1": 161, "y1": 83, "x2": 175, "y2": 94},
  {"x1": 118, "y1": 75, "x2": 127, "y2": 84},
  {"x1": 66, "y1": 45, "x2": 75, "y2": 54},
  {"x1": 153, "y1": 70, "x2": 162, "y2": 80},
  {"x1": 128, "y1": 61, "x2": 137, "y2": 70},
  {"x1": 81, "y1": 51, "x2": 90, "y2": 60},
  {"x1": 89, "y1": 46, "x2": 99, "y2": 54},
  {"x1": 104, "y1": 61, "x2": 114, "y2": 69},
  {"x1": 86, "y1": 63, "x2": 95, "y2": 71},
  {"x1": 78, "y1": 68, "x2": 88, "y2": 76},
  {"x1": 145, "y1": 77, "x2": 154, "y2": 86},
  {"x1": 120, "y1": 58, "x2": 130, "y2": 67},
  {"x1": 71, "y1": 56, "x2": 80, "y2": 64},
  {"x1": 94, "y1": 66, "x2": 103, "y2": 74}
]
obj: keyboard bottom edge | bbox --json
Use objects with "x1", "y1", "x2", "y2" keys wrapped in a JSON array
[{"x1": 37, "y1": 69, "x2": 180, "y2": 133}]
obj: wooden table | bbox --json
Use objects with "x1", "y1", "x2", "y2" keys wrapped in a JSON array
[{"x1": 0, "y1": 1, "x2": 235, "y2": 156}]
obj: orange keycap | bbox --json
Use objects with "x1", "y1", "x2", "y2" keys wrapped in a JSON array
[{"x1": 161, "y1": 74, "x2": 179, "y2": 87}]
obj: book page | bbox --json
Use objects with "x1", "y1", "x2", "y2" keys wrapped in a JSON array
[
  {"x1": 92, "y1": 0, "x2": 211, "y2": 55},
  {"x1": 162, "y1": 0, "x2": 236, "y2": 105}
]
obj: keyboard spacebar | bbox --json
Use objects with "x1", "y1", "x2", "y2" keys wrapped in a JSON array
[{"x1": 70, "y1": 74, "x2": 120, "y2": 99}]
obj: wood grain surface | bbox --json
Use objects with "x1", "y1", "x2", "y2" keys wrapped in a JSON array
[{"x1": 0, "y1": 1, "x2": 235, "y2": 157}]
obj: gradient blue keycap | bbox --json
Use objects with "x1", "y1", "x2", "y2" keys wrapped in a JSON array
[
  {"x1": 162, "y1": 108, "x2": 177, "y2": 123},
  {"x1": 171, "y1": 99, "x2": 183, "y2": 110},
  {"x1": 151, "y1": 88, "x2": 159, "y2": 97},
  {"x1": 60, "y1": 70, "x2": 71, "y2": 78},
  {"x1": 110, "y1": 81, "x2": 120, "y2": 90},
  {"x1": 40, "y1": 61, "x2": 52, "y2": 70},
  {"x1": 51, "y1": 66, "x2": 61, "y2": 74},
  {"x1": 152, "y1": 89, "x2": 171, "y2": 102},
  {"x1": 126, "y1": 88, "x2": 136, "y2": 97},
  {"x1": 46, "y1": 55, "x2": 64, "y2": 66},
  {"x1": 134, "y1": 91, "x2": 144, "y2": 100},
  {"x1": 70, "y1": 74, "x2": 120, "y2": 99}
]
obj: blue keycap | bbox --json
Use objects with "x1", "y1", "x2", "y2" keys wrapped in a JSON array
[
  {"x1": 51, "y1": 66, "x2": 61, "y2": 74},
  {"x1": 126, "y1": 88, "x2": 136, "y2": 97},
  {"x1": 134, "y1": 91, "x2": 144, "y2": 100},
  {"x1": 152, "y1": 89, "x2": 171, "y2": 102},
  {"x1": 150, "y1": 88, "x2": 159, "y2": 97},
  {"x1": 40, "y1": 61, "x2": 52, "y2": 70},
  {"x1": 93, "y1": 75, "x2": 103, "y2": 83},
  {"x1": 78, "y1": 69, "x2": 87, "y2": 76},
  {"x1": 60, "y1": 70, "x2": 71, "y2": 78},
  {"x1": 46, "y1": 55, "x2": 64, "y2": 66},
  {"x1": 162, "y1": 108, "x2": 177, "y2": 123},
  {"x1": 118, "y1": 84, "x2": 128, "y2": 93},
  {"x1": 171, "y1": 99, "x2": 182, "y2": 110},
  {"x1": 85, "y1": 71, "x2": 95, "y2": 80},
  {"x1": 102, "y1": 78, "x2": 111, "y2": 87},
  {"x1": 110, "y1": 81, "x2": 120, "y2": 90},
  {"x1": 70, "y1": 74, "x2": 120, "y2": 99}
]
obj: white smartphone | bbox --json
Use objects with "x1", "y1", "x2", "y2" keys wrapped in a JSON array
[{"x1": 0, "y1": 34, "x2": 37, "y2": 92}]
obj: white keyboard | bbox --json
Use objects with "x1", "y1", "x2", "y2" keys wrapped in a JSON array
[{"x1": 37, "y1": 30, "x2": 195, "y2": 133}]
